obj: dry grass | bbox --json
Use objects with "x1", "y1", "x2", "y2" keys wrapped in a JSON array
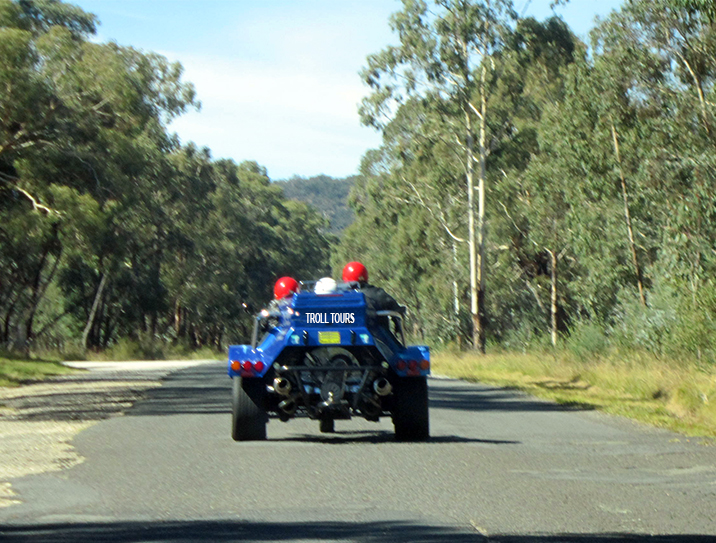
[{"x1": 432, "y1": 349, "x2": 716, "y2": 438}]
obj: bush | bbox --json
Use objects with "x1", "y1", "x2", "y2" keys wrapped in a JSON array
[
  {"x1": 565, "y1": 320, "x2": 609, "y2": 360},
  {"x1": 100, "y1": 336, "x2": 165, "y2": 361},
  {"x1": 499, "y1": 322, "x2": 552, "y2": 353},
  {"x1": 610, "y1": 280, "x2": 716, "y2": 364},
  {"x1": 609, "y1": 286, "x2": 677, "y2": 356}
]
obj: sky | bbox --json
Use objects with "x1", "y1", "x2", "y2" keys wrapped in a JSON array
[{"x1": 70, "y1": 0, "x2": 625, "y2": 181}]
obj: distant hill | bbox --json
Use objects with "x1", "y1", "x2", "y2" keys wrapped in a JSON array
[{"x1": 276, "y1": 174, "x2": 356, "y2": 235}]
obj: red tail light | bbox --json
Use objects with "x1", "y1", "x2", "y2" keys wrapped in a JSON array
[{"x1": 253, "y1": 361, "x2": 265, "y2": 373}]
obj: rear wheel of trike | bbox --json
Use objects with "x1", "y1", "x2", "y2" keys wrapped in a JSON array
[
  {"x1": 392, "y1": 376, "x2": 429, "y2": 442},
  {"x1": 232, "y1": 377, "x2": 268, "y2": 441}
]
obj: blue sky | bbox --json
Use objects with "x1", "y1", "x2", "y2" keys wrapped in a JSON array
[{"x1": 71, "y1": 0, "x2": 625, "y2": 180}]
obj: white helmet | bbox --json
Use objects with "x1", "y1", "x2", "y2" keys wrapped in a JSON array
[{"x1": 314, "y1": 277, "x2": 337, "y2": 294}]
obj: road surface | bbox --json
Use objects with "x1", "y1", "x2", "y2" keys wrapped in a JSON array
[{"x1": 1, "y1": 360, "x2": 715, "y2": 542}]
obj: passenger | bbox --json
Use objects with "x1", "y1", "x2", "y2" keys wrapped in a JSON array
[
  {"x1": 342, "y1": 261, "x2": 405, "y2": 341},
  {"x1": 314, "y1": 276, "x2": 338, "y2": 295}
]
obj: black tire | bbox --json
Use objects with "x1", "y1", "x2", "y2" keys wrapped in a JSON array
[
  {"x1": 231, "y1": 377, "x2": 268, "y2": 441},
  {"x1": 392, "y1": 377, "x2": 429, "y2": 442},
  {"x1": 319, "y1": 418, "x2": 335, "y2": 433}
]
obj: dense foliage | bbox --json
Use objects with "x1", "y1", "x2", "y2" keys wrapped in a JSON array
[
  {"x1": 277, "y1": 174, "x2": 355, "y2": 234},
  {"x1": 338, "y1": 0, "x2": 716, "y2": 362},
  {"x1": 4, "y1": 0, "x2": 716, "y2": 366},
  {"x1": 0, "y1": 0, "x2": 332, "y2": 355}
]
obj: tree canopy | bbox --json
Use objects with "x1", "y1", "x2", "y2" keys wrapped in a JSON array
[
  {"x1": 0, "y1": 0, "x2": 332, "y2": 355},
  {"x1": 339, "y1": 0, "x2": 716, "y2": 362},
  {"x1": 4, "y1": 0, "x2": 716, "y2": 366}
]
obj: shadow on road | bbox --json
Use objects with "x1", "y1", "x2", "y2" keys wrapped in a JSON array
[
  {"x1": 280, "y1": 430, "x2": 520, "y2": 445},
  {"x1": 429, "y1": 383, "x2": 596, "y2": 413},
  {"x1": 127, "y1": 364, "x2": 230, "y2": 417},
  {"x1": 128, "y1": 366, "x2": 594, "y2": 419},
  {"x1": 1, "y1": 521, "x2": 714, "y2": 542}
]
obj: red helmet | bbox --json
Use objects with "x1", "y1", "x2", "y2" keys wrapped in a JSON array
[
  {"x1": 342, "y1": 261, "x2": 368, "y2": 283},
  {"x1": 274, "y1": 276, "x2": 299, "y2": 299}
]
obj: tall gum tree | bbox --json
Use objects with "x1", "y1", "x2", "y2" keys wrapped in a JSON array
[
  {"x1": 592, "y1": 0, "x2": 716, "y2": 314},
  {"x1": 360, "y1": 0, "x2": 516, "y2": 351}
]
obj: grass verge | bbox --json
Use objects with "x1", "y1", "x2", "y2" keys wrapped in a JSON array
[
  {"x1": 432, "y1": 349, "x2": 716, "y2": 438},
  {"x1": 0, "y1": 356, "x2": 77, "y2": 387}
]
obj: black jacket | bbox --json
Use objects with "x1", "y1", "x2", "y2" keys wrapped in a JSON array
[{"x1": 360, "y1": 283, "x2": 402, "y2": 314}]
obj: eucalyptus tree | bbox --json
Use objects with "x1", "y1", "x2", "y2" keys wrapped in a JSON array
[
  {"x1": 486, "y1": 16, "x2": 579, "y2": 346},
  {"x1": 593, "y1": 0, "x2": 716, "y2": 358},
  {"x1": 360, "y1": 0, "x2": 518, "y2": 351},
  {"x1": 0, "y1": 0, "x2": 199, "y2": 351},
  {"x1": 357, "y1": 98, "x2": 469, "y2": 342}
]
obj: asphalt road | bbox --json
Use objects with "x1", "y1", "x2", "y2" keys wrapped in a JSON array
[{"x1": 1, "y1": 360, "x2": 715, "y2": 542}]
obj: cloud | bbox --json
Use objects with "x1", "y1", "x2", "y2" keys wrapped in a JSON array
[{"x1": 166, "y1": 52, "x2": 382, "y2": 179}]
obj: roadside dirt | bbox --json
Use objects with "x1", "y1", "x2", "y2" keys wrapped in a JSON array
[{"x1": 0, "y1": 361, "x2": 210, "y2": 507}]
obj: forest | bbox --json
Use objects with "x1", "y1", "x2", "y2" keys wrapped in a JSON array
[
  {"x1": 334, "y1": 0, "x2": 716, "y2": 367},
  {"x1": 2, "y1": 0, "x2": 716, "y2": 370},
  {"x1": 0, "y1": 0, "x2": 332, "y2": 356}
]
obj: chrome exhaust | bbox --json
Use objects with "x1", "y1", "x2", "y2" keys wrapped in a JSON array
[
  {"x1": 278, "y1": 398, "x2": 297, "y2": 416},
  {"x1": 373, "y1": 378, "x2": 392, "y2": 396},
  {"x1": 273, "y1": 377, "x2": 292, "y2": 396}
]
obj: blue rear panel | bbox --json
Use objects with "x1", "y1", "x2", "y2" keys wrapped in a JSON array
[{"x1": 228, "y1": 290, "x2": 430, "y2": 378}]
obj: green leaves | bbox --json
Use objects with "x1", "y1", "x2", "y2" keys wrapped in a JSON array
[
  {"x1": 348, "y1": 0, "x2": 716, "y2": 360},
  {"x1": 0, "y1": 0, "x2": 330, "y2": 353}
]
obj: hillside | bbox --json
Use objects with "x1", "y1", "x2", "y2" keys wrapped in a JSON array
[{"x1": 276, "y1": 175, "x2": 356, "y2": 235}]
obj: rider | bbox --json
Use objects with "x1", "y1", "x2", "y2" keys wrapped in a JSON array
[
  {"x1": 342, "y1": 261, "x2": 404, "y2": 337},
  {"x1": 264, "y1": 276, "x2": 299, "y2": 318},
  {"x1": 273, "y1": 276, "x2": 299, "y2": 302}
]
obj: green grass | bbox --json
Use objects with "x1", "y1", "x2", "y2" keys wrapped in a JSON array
[
  {"x1": 0, "y1": 355, "x2": 78, "y2": 387},
  {"x1": 432, "y1": 348, "x2": 716, "y2": 439}
]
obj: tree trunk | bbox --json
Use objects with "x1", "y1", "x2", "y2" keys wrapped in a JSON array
[
  {"x1": 13, "y1": 321, "x2": 29, "y2": 356},
  {"x1": 474, "y1": 60, "x2": 489, "y2": 353},
  {"x1": 610, "y1": 122, "x2": 646, "y2": 306},
  {"x1": 21, "y1": 244, "x2": 50, "y2": 345},
  {"x1": 82, "y1": 273, "x2": 108, "y2": 352},
  {"x1": 102, "y1": 314, "x2": 115, "y2": 349},
  {"x1": 25, "y1": 251, "x2": 62, "y2": 344},
  {"x1": 174, "y1": 300, "x2": 183, "y2": 338},
  {"x1": 548, "y1": 248, "x2": 558, "y2": 348},
  {"x1": 466, "y1": 110, "x2": 480, "y2": 350},
  {"x1": 2, "y1": 298, "x2": 18, "y2": 345}
]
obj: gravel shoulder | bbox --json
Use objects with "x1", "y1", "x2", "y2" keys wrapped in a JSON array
[{"x1": 0, "y1": 360, "x2": 217, "y2": 508}]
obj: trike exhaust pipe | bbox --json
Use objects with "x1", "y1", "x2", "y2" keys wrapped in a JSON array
[
  {"x1": 373, "y1": 378, "x2": 392, "y2": 396},
  {"x1": 278, "y1": 397, "x2": 297, "y2": 416},
  {"x1": 273, "y1": 377, "x2": 292, "y2": 396}
]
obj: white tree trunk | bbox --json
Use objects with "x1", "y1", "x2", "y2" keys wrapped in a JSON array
[
  {"x1": 466, "y1": 110, "x2": 480, "y2": 351},
  {"x1": 611, "y1": 122, "x2": 646, "y2": 306},
  {"x1": 548, "y1": 248, "x2": 558, "y2": 347},
  {"x1": 82, "y1": 273, "x2": 108, "y2": 351}
]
